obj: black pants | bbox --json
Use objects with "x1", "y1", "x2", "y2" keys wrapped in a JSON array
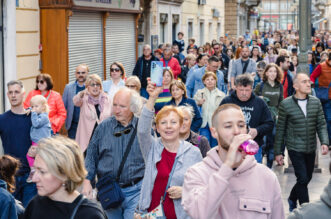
[{"x1": 288, "y1": 150, "x2": 315, "y2": 205}]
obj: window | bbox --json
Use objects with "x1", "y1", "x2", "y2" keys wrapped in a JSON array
[
  {"x1": 199, "y1": 21, "x2": 204, "y2": 46},
  {"x1": 217, "y1": 22, "x2": 221, "y2": 39},
  {"x1": 188, "y1": 21, "x2": 193, "y2": 39},
  {"x1": 209, "y1": 22, "x2": 212, "y2": 41}
]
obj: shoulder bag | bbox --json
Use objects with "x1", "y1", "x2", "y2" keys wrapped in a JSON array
[{"x1": 96, "y1": 122, "x2": 137, "y2": 210}]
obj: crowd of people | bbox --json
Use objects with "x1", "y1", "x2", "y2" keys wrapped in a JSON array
[{"x1": 1, "y1": 29, "x2": 331, "y2": 218}]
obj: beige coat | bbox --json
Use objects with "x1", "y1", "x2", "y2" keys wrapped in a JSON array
[
  {"x1": 194, "y1": 87, "x2": 226, "y2": 128},
  {"x1": 73, "y1": 92, "x2": 112, "y2": 152}
]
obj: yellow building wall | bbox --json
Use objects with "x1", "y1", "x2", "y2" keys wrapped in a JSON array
[
  {"x1": 16, "y1": 0, "x2": 40, "y2": 95},
  {"x1": 181, "y1": 0, "x2": 225, "y2": 46}
]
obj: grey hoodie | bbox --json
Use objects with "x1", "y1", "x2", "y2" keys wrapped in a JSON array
[
  {"x1": 136, "y1": 106, "x2": 202, "y2": 219},
  {"x1": 288, "y1": 179, "x2": 331, "y2": 219}
]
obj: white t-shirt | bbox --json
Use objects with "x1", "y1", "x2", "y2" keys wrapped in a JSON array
[{"x1": 297, "y1": 99, "x2": 307, "y2": 117}]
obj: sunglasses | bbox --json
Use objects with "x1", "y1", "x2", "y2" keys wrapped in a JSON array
[
  {"x1": 37, "y1": 80, "x2": 45, "y2": 84},
  {"x1": 113, "y1": 127, "x2": 132, "y2": 137},
  {"x1": 110, "y1": 68, "x2": 120, "y2": 72},
  {"x1": 89, "y1": 83, "x2": 101, "y2": 87},
  {"x1": 76, "y1": 71, "x2": 86, "y2": 74}
]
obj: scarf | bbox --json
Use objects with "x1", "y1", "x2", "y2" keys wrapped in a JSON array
[{"x1": 87, "y1": 93, "x2": 106, "y2": 112}]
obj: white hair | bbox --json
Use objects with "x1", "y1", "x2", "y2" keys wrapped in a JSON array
[
  {"x1": 178, "y1": 105, "x2": 195, "y2": 121},
  {"x1": 114, "y1": 87, "x2": 143, "y2": 115}
]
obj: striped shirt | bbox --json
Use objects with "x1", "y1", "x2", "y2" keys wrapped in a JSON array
[{"x1": 85, "y1": 116, "x2": 145, "y2": 185}]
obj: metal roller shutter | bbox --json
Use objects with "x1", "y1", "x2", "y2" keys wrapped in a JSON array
[
  {"x1": 105, "y1": 13, "x2": 136, "y2": 80},
  {"x1": 68, "y1": 12, "x2": 104, "y2": 82}
]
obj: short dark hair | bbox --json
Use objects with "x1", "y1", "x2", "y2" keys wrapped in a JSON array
[
  {"x1": 212, "y1": 42, "x2": 220, "y2": 47},
  {"x1": 197, "y1": 53, "x2": 208, "y2": 62},
  {"x1": 178, "y1": 32, "x2": 184, "y2": 36},
  {"x1": 328, "y1": 52, "x2": 331, "y2": 61},
  {"x1": 276, "y1": 55, "x2": 289, "y2": 66},
  {"x1": 35, "y1": 73, "x2": 53, "y2": 90},
  {"x1": 257, "y1": 61, "x2": 267, "y2": 70},
  {"x1": 208, "y1": 56, "x2": 220, "y2": 63},
  {"x1": 234, "y1": 74, "x2": 254, "y2": 87}
]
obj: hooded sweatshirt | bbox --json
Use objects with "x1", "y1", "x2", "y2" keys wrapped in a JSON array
[
  {"x1": 182, "y1": 148, "x2": 285, "y2": 219},
  {"x1": 220, "y1": 91, "x2": 274, "y2": 147},
  {"x1": 288, "y1": 178, "x2": 331, "y2": 219}
]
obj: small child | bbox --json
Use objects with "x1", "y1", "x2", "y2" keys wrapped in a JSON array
[{"x1": 26, "y1": 95, "x2": 52, "y2": 182}]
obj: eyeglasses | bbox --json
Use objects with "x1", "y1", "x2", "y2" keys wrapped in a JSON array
[
  {"x1": 76, "y1": 71, "x2": 86, "y2": 74},
  {"x1": 113, "y1": 127, "x2": 132, "y2": 137},
  {"x1": 37, "y1": 80, "x2": 45, "y2": 84},
  {"x1": 126, "y1": 85, "x2": 137, "y2": 88},
  {"x1": 110, "y1": 68, "x2": 120, "y2": 72},
  {"x1": 89, "y1": 83, "x2": 101, "y2": 88}
]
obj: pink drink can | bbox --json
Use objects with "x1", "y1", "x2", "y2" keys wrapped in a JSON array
[{"x1": 239, "y1": 139, "x2": 259, "y2": 155}]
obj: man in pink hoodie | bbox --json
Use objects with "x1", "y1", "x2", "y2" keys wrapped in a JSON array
[{"x1": 182, "y1": 104, "x2": 284, "y2": 219}]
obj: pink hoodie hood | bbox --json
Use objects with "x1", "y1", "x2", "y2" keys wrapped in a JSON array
[{"x1": 182, "y1": 147, "x2": 285, "y2": 219}]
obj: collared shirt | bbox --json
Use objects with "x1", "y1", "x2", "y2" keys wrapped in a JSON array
[{"x1": 85, "y1": 116, "x2": 145, "y2": 185}]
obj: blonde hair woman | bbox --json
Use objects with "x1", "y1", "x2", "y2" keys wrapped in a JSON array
[
  {"x1": 23, "y1": 136, "x2": 106, "y2": 218},
  {"x1": 73, "y1": 74, "x2": 112, "y2": 153}
]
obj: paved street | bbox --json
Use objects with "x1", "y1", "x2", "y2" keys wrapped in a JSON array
[{"x1": 272, "y1": 150, "x2": 330, "y2": 216}]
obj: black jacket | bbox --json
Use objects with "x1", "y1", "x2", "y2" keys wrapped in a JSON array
[
  {"x1": 220, "y1": 91, "x2": 274, "y2": 147},
  {"x1": 132, "y1": 54, "x2": 159, "y2": 88}
]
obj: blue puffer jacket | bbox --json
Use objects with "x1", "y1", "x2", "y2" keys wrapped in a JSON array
[{"x1": 0, "y1": 179, "x2": 18, "y2": 219}]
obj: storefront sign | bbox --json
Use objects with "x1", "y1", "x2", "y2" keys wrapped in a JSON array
[{"x1": 73, "y1": 0, "x2": 140, "y2": 11}]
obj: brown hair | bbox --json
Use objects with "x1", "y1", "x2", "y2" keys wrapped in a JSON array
[
  {"x1": 110, "y1": 62, "x2": 126, "y2": 79},
  {"x1": 202, "y1": 71, "x2": 218, "y2": 84},
  {"x1": 35, "y1": 73, "x2": 54, "y2": 91},
  {"x1": 163, "y1": 69, "x2": 174, "y2": 81},
  {"x1": 155, "y1": 105, "x2": 184, "y2": 126},
  {"x1": 170, "y1": 80, "x2": 187, "y2": 98},
  {"x1": 262, "y1": 63, "x2": 283, "y2": 83},
  {"x1": 0, "y1": 155, "x2": 20, "y2": 193}
]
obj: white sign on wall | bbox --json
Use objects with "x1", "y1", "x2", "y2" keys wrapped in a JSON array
[{"x1": 73, "y1": 0, "x2": 140, "y2": 11}]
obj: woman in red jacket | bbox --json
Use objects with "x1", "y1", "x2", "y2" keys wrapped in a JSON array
[{"x1": 24, "y1": 73, "x2": 66, "y2": 134}]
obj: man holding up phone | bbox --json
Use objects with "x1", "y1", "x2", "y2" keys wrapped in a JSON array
[{"x1": 181, "y1": 104, "x2": 284, "y2": 219}]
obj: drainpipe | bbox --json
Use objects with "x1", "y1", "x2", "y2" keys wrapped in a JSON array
[{"x1": 3, "y1": 0, "x2": 16, "y2": 111}]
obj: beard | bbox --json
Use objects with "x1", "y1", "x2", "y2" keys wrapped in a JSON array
[{"x1": 217, "y1": 133, "x2": 230, "y2": 151}]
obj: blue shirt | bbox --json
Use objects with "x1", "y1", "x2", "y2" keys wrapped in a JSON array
[
  {"x1": 185, "y1": 66, "x2": 226, "y2": 98},
  {"x1": 0, "y1": 110, "x2": 32, "y2": 174},
  {"x1": 85, "y1": 116, "x2": 145, "y2": 184}
]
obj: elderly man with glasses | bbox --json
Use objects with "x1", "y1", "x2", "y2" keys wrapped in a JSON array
[
  {"x1": 83, "y1": 87, "x2": 145, "y2": 219},
  {"x1": 62, "y1": 64, "x2": 89, "y2": 139}
]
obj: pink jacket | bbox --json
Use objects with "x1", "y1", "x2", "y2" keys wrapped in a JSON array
[
  {"x1": 73, "y1": 92, "x2": 111, "y2": 152},
  {"x1": 182, "y1": 148, "x2": 284, "y2": 219}
]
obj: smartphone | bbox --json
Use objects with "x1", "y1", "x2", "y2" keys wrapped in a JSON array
[{"x1": 151, "y1": 61, "x2": 163, "y2": 87}]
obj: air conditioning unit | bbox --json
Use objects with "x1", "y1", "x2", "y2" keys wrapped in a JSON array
[
  {"x1": 198, "y1": 0, "x2": 206, "y2": 5},
  {"x1": 160, "y1": 13, "x2": 168, "y2": 23},
  {"x1": 212, "y1": 8, "x2": 220, "y2": 18}
]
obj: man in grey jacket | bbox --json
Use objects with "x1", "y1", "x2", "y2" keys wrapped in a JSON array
[
  {"x1": 230, "y1": 46, "x2": 256, "y2": 89},
  {"x1": 62, "y1": 64, "x2": 89, "y2": 139}
]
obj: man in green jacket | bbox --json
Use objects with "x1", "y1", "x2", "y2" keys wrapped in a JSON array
[{"x1": 274, "y1": 73, "x2": 329, "y2": 212}]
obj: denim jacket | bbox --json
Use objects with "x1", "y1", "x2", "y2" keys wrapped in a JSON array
[{"x1": 0, "y1": 179, "x2": 18, "y2": 219}]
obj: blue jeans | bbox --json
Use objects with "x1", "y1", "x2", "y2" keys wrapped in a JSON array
[
  {"x1": 254, "y1": 147, "x2": 263, "y2": 163},
  {"x1": 68, "y1": 122, "x2": 78, "y2": 139},
  {"x1": 140, "y1": 88, "x2": 149, "y2": 99},
  {"x1": 264, "y1": 125, "x2": 276, "y2": 168},
  {"x1": 199, "y1": 124, "x2": 218, "y2": 147},
  {"x1": 13, "y1": 173, "x2": 37, "y2": 207},
  {"x1": 105, "y1": 180, "x2": 142, "y2": 219},
  {"x1": 322, "y1": 101, "x2": 331, "y2": 143}
]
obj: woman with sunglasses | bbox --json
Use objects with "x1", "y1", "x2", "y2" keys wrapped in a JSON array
[
  {"x1": 24, "y1": 73, "x2": 66, "y2": 135},
  {"x1": 102, "y1": 62, "x2": 126, "y2": 102},
  {"x1": 134, "y1": 79, "x2": 202, "y2": 219},
  {"x1": 73, "y1": 74, "x2": 111, "y2": 154}
]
